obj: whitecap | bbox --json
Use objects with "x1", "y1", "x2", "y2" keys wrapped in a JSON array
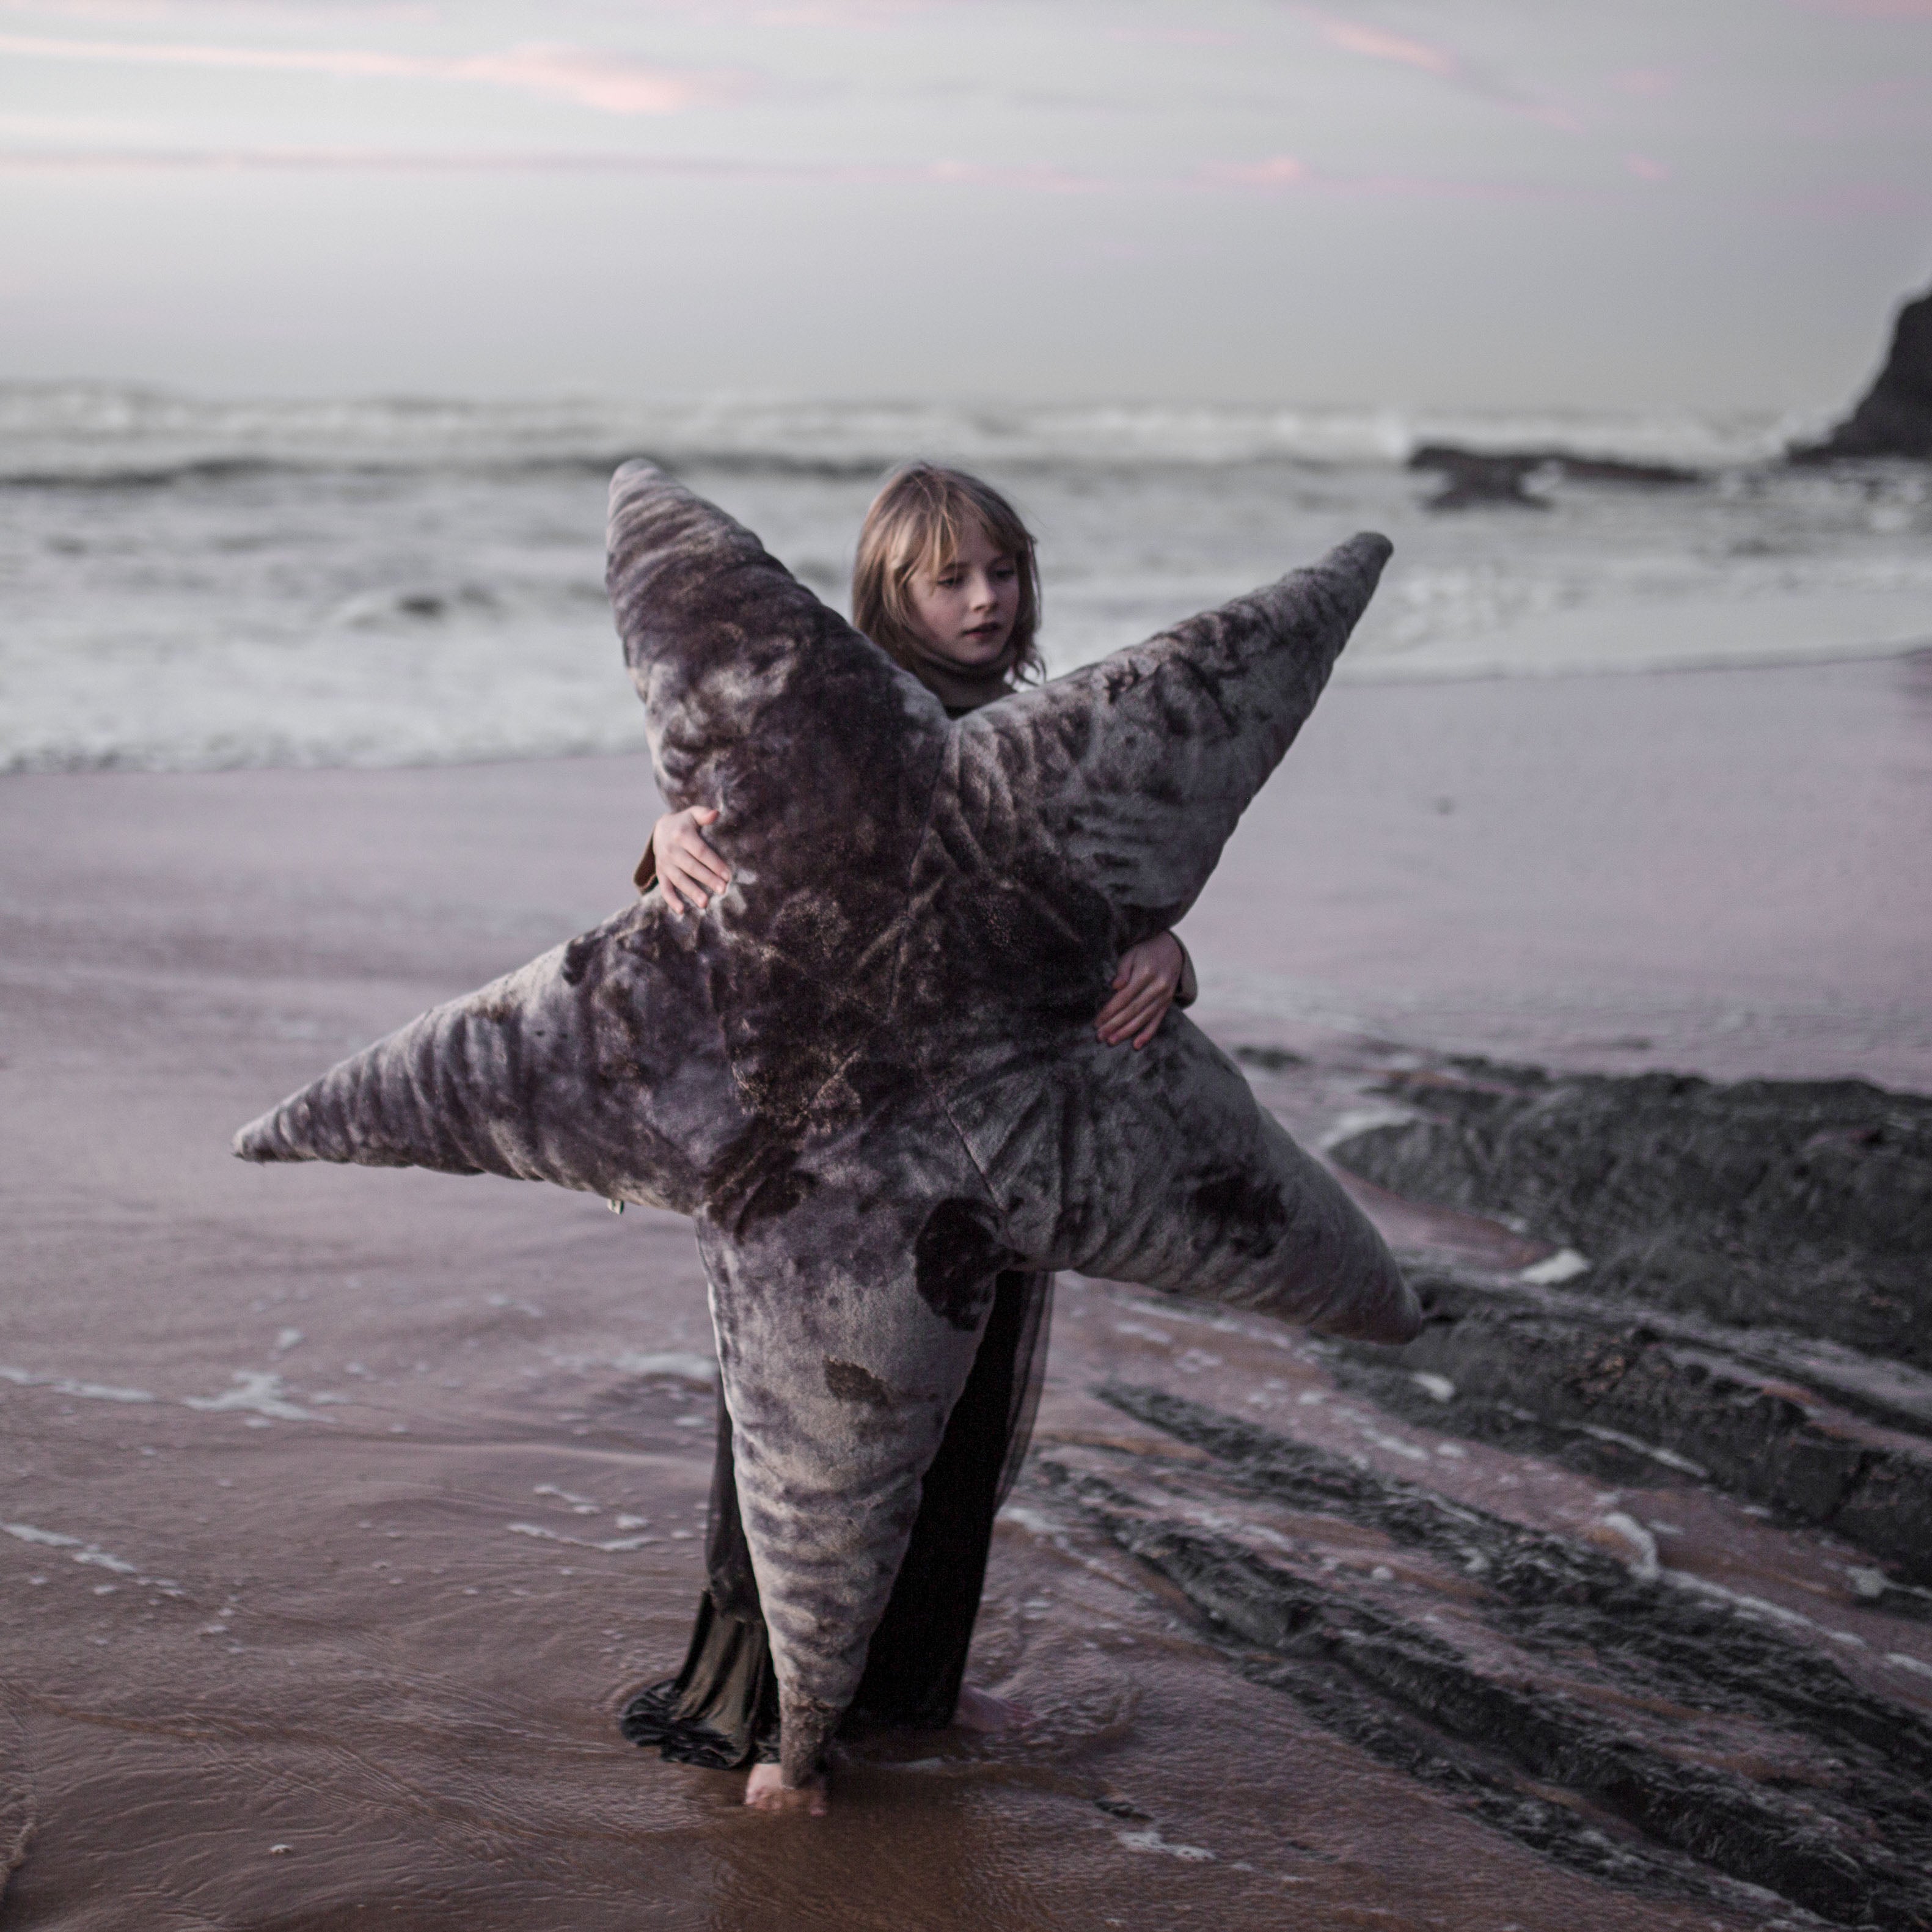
[
  {"x1": 182, "y1": 1371, "x2": 314, "y2": 1422},
  {"x1": 1, "y1": 1364, "x2": 156, "y2": 1404}
]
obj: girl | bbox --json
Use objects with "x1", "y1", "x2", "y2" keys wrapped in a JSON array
[{"x1": 621, "y1": 464, "x2": 1195, "y2": 1810}]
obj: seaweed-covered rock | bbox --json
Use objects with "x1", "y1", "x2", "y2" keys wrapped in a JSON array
[
  {"x1": 1790, "y1": 283, "x2": 1932, "y2": 463},
  {"x1": 1329, "y1": 1061, "x2": 1932, "y2": 1366}
]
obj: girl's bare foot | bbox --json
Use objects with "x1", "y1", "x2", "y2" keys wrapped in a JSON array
[
  {"x1": 744, "y1": 1760, "x2": 829, "y2": 1815},
  {"x1": 952, "y1": 1684, "x2": 1032, "y2": 1732}
]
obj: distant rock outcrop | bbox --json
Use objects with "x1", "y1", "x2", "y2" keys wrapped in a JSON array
[
  {"x1": 1408, "y1": 444, "x2": 1701, "y2": 511},
  {"x1": 1790, "y1": 281, "x2": 1932, "y2": 463}
]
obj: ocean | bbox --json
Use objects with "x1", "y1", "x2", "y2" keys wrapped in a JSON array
[{"x1": 4, "y1": 384, "x2": 1929, "y2": 774}]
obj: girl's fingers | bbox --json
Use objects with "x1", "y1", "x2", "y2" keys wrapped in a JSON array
[
  {"x1": 664, "y1": 862, "x2": 711, "y2": 912},
  {"x1": 1102, "y1": 978, "x2": 1177, "y2": 1044},
  {"x1": 668, "y1": 837, "x2": 730, "y2": 891},
  {"x1": 667, "y1": 849, "x2": 732, "y2": 899},
  {"x1": 1097, "y1": 962, "x2": 1165, "y2": 1026},
  {"x1": 1096, "y1": 939, "x2": 1183, "y2": 1042}
]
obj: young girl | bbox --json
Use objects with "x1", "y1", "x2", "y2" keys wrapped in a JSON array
[{"x1": 621, "y1": 464, "x2": 1195, "y2": 1809}]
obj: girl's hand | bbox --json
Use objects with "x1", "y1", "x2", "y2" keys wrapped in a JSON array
[
  {"x1": 1097, "y1": 931, "x2": 1185, "y2": 1050},
  {"x1": 653, "y1": 807, "x2": 731, "y2": 917}
]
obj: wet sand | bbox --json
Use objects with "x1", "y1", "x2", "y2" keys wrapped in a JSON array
[{"x1": 3, "y1": 651, "x2": 1930, "y2": 1928}]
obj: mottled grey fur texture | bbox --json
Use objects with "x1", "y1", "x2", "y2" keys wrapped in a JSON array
[{"x1": 236, "y1": 462, "x2": 1419, "y2": 1784}]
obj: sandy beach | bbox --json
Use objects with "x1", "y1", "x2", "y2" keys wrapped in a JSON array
[{"x1": 4, "y1": 649, "x2": 1931, "y2": 1929}]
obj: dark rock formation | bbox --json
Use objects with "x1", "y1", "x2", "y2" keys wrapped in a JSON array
[
  {"x1": 1327, "y1": 1272, "x2": 1932, "y2": 1589},
  {"x1": 1408, "y1": 445, "x2": 1701, "y2": 511},
  {"x1": 1791, "y1": 283, "x2": 1932, "y2": 463},
  {"x1": 1328, "y1": 1060, "x2": 1932, "y2": 1367},
  {"x1": 1034, "y1": 1386, "x2": 1932, "y2": 1930}
]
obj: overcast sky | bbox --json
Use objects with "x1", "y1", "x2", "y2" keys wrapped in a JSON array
[{"x1": 2, "y1": 0, "x2": 1929, "y2": 408}]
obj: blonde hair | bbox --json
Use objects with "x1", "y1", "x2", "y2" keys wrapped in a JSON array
[{"x1": 851, "y1": 463, "x2": 1043, "y2": 684}]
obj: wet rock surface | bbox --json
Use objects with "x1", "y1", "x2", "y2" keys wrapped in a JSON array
[
  {"x1": 1031, "y1": 1383, "x2": 1932, "y2": 1930},
  {"x1": 1791, "y1": 284, "x2": 1932, "y2": 463},
  {"x1": 1327, "y1": 1059, "x2": 1932, "y2": 1365},
  {"x1": 1328, "y1": 1272, "x2": 1932, "y2": 1590}
]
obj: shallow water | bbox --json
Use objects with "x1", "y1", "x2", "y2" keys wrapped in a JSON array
[{"x1": 4, "y1": 676, "x2": 1930, "y2": 1926}]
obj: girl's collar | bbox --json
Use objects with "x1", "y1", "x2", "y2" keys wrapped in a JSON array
[{"x1": 904, "y1": 643, "x2": 1015, "y2": 715}]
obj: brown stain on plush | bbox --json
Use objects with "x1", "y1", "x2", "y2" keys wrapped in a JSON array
[
  {"x1": 1191, "y1": 1165, "x2": 1290, "y2": 1259},
  {"x1": 912, "y1": 1199, "x2": 1014, "y2": 1331},
  {"x1": 824, "y1": 1359, "x2": 893, "y2": 1408}
]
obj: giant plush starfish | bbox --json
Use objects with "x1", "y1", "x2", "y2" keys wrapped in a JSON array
[{"x1": 236, "y1": 463, "x2": 1419, "y2": 1790}]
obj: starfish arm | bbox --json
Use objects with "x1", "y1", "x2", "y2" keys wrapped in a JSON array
[
  {"x1": 606, "y1": 463, "x2": 951, "y2": 1122},
  {"x1": 950, "y1": 1015, "x2": 1421, "y2": 1342},
  {"x1": 957, "y1": 532, "x2": 1392, "y2": 945},
  {"x1": 232, "y1": 899, "x2": 739, "y2": 1215},
  {"x1": 606, "y1": 458, "x2": 943, "y2": 822},
  {"x1": 695, "y1": 1097, "x2": 1010, "y2": 1773}
]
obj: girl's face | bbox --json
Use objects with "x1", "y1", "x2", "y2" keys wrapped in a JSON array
[{"x1": 903, "y1": 518, "x2": 1020, "y2": 670}]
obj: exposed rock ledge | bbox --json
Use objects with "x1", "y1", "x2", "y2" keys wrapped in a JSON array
[
  {"x1": 1036, "y1": 1385, "x2": 1932, "y2": 1930},
  {"x1": 1323, "y1": 1059, "x2": 1932, "y2": 1590},
  {"x1": 1327, "y1": 1060, "x2": 1931, "y2": 1367}
]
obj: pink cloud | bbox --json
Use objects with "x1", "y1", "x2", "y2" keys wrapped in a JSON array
[
  {"x1": 1623, "y1": 152, "x2": 1669, "y2": 181},
  {"x1": 0, "y1": 30, "x2": 744, "y2": 112},
  {"x1": 0, "y1": 140, "x2": 1737, "y2": 214},
  {"x1": 1611, "y1": 67, "x2": 1680, "y2": 98},
  {"x1": 455, "y1": 45, "x2": 726, "y2": 115},
  {"x1": 751, "y1": 1, "x2": 930, "y2": 23},
  {"x1": 0, "y1": 0, "x2": 436, "y2": 19},
  {"x1": 917, "y1": 157, "x2": 1102, "y2": 191},
  {"x1": 1317, "y1": 19, "x2": 1458, "y2": 76},
  {"x1": 1198, "y1": 154, "x2": 1308, "y2": 189},
  {"x1": 1108, "y1": 26, "x2": 1240, "y2": 46},
  {"x1": 1292, "y1": 7, "x2": 1583, "y2": 131},
  {"x1": 0, "y1": 142, "x2": 1109, "y2": 191}
]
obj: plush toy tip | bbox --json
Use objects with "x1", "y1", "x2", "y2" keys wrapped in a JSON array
[{"x1": 233, "y1": 1111, "x2": 296, "y2": 1163}]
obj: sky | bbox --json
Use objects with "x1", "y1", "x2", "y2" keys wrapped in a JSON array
[{"x1": 2, "y1": 0, "x2": 1930, "y2": 408}]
